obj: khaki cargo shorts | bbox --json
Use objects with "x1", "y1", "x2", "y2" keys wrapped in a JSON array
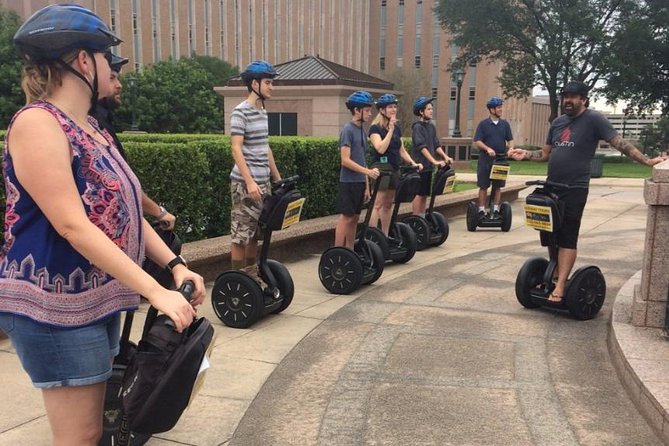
[{"x1": 230, "y1": 180, "x2": 270, "y2": 245}]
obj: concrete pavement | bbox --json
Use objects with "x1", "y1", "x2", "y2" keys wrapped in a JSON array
[{"x1": 0, "y1": 176, "x2": 667, "y2": 445}]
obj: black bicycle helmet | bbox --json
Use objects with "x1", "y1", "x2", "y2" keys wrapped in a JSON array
[
  {"x1": 486, "y1": 96, "x2": 504, "y2": 109},
  {"x1": 345, "y1": 90, "x2": 374, "y2": 110},
  {"x1": 13, "y1": 4, "x2": 121, "y2": 62},
  {"x1": 376, "y1": 93, "x2": 398, "y2": 109},
  {"x1": 110, "y1": 54, "x2": 128, "y2": 73},
  {"x1": 560, "y1": 81, "x2": 589, "y2": 97},
  {"x1": 413, "y1": 96, "x2": 434, "y2": 116}
]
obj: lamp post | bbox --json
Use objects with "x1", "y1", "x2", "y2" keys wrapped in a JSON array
[
  {"x1": 452, "y1": 68, "x2": 465, "y2": 137},
  {"x1": 128, "y1": 75, "x2": 139, "y2": 131}
]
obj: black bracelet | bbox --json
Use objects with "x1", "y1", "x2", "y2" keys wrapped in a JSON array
[{"x1": 166, "y1": 255, "x2": 187, "y2": 272}]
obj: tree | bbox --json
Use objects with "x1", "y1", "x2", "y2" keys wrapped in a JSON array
[
  {"x1": 115, "y1": 58, "x2": 224, "y2": 133},
  {"x1": 435, "y1": 0, "x2": 640, "y2": 122},
  {"x1": 0, "y1": 6, "x2": 25, "y2": 128},
  {"x1": 639, "y1": 117, "x2": 669, "y2": 156},
  {"x1": 188, "y1": 54, "x2": 239, "y2": 87},
  {"x1": 603, "y1": 0, "x2": 669, "y2": 115},
  {"x1": 388, "y1": 70, "x2": 432, "y2": 136}
]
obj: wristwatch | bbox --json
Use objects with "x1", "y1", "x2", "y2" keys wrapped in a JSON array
[
  {"x1": 157, "y1": 205, "x2": 168, "y2": 220},
  {"x1": 166, "y1": 254, "x2": 187, "y2": 272}
]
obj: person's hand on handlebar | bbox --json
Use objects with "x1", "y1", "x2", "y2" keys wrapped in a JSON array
[
  {"x1": 171, "y1": 264, "x2": 207, "y2": 307},
  {"x1": 413, "y1": 162, "x2": 424, "y2": 171},
  {"x1": 149, "y1": 288, "x2": 197, "y2": 333},
  {"x1": 366, "y1": 167, "x2": 380, "y2": 179}
]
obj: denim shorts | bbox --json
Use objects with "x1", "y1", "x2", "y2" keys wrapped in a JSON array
[{"x1": 0, "y1": 312, "x2": 121, "y2": 389}]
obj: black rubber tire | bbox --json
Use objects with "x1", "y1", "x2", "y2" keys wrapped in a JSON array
[
  {"x1": 565, "y1": 266, "x2": 606, "y2": 320},
  {"x1": 391, "y1": 222, "x2": 417, "y2": 264},
  {"x1": 500, "y1": 201, "x2": 512, "y2": 232},
  {"x1": 466, "y1": 201, "x2": 478, "y2": 232},
  {"x1": 319, "y1": 247, "x2": 363, "y2": 294},
  {"x1": 403, "y1": 215, "x2": 431, "y2": 251},
  {"x1": 211, "y1": 271, "x2": 264, "y2": 328},
  {"x1": 267, "y1": 259, "x2": 294, "y2": 314},
  {"x1": 515, "y1": 257, "x2": 548, "y2": 309},
  {"x1": 428, "y1": 211, "x2": 449, "y2": 246},
  {"x1": 357, "y1": 238, "x2": 385, "y2": 285},
  {"x1": 363, "y1": 226, "x2": 390, "y2": 260}
]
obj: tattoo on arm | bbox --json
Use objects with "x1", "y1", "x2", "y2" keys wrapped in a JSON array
[
  {"x1": 609, "y1": 135, "x2": 647, "y2": 164},
  {"x1": 529, "y1": 150, "x2": 544, "y2": 160}
]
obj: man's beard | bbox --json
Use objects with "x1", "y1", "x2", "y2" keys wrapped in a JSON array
[{"x1": 100, "y1": 96, "x2": 121, "y2": 111}]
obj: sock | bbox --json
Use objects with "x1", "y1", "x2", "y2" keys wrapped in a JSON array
[{"x1": 231, "y1": 259, "x2": 245, "y2": 270}]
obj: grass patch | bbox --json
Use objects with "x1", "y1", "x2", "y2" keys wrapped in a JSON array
[{"x1": 467, "y1": 159, "x2": 652, "y2": 178}]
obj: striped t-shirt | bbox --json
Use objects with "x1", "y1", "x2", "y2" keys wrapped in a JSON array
[{"x1": 229, "y1": 100, "x2": 271, "y2": 184}]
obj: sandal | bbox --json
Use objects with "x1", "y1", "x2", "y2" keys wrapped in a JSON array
[{"x1": 548, "y1": 292, "x2": 563, "y2": 303}]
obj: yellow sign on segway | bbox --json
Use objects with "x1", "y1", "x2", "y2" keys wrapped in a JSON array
[
  {"x1": 489, "y1": 164, "x2": 510, "y2": 181},
  {"x1": 524, "y1": 204, "x2": 553, "y2": 232},
  {"x1": 281, "y1": 198, "x2": 306, "y2": 229},
  {"x1": 442, "y1": 175, "x2": 456, "y2": 194}
]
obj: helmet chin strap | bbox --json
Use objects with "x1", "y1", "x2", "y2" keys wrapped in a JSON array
[
  {"x1": 57, "y1": 50, "x2": 100, "y2": 111},
  {"x1": 251, "y1": 80, "x2": 266, "y2": 109}
]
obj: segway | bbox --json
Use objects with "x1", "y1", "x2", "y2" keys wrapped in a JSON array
[
  {"x1": 100, "y1": 225, "x2": 182, "y2": 446},
  {"x1": 403, "y1": 164, "x2": 454, "y2": 250},
  {"x1": 466, "y1": 154, "x2": 512, "y2": 232},
  {"x1": 515, "y1": 180, "x2": 606, "y2": 320},
  {"x1": 211, "y1": 176, "x2": 305, "y2": 328},
  {"x1": 319, "y1": 173, "x2": 386, "y2": 295},
  {"x1": 363, "y1": 165, "x2": 419, "y2": 263}
]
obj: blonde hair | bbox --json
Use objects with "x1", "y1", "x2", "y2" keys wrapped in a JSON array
[
  {"x1": 371, "y1": 109, "x2": 390, "y2": 128},
  {"x1": 20, "y1": 50, "x2": 80, "y2": 104}
]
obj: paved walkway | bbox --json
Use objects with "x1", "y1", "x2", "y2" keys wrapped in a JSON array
[{"x1": 0, "y1": 177, "x2": 666, "y2": 445}]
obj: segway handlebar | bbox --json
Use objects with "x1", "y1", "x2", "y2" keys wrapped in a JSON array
[
  {"x1": 400, "y1": 164, "x2": 421, "y2": 174},
  {"x1": 178, "y1": 280, "x2": 195, "y2": 301},
  {"x1": 525, "y1": 179, "x2": 570, "y2": 189}
]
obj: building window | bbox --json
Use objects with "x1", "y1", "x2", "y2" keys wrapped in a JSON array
[
  {"x1": 450, "y1": 87, "x2": 457, "y2": 100},
  {"x1": 170, "y1": 0, "x2": 178, "y2": 58},
  {"x1": 220, "y1": 0, "x2": 226, "y2": 60},
  {"x1": 268, "y1": 113, "x2": 298, "y2": 136},
  {"x1": 381, "y1": 0, "x2": 386, "y2": 5},
  {"x1": 432, "y1": 87, "x2": 438, "y2": 99},
  {"x1": 469, "y1": 87, "x2": 476, "y2": 100},
  {"x1": 380, "y1": 56, "x2": 385, "y2": 70},
  {"x1": 131, "y1": 0, "x2": 141, "y2": 67},
  {"x1": 188, "y1": 0, "x2": 195, "y2": 55},
  {"x1": 151, "y1": 0, "x2": 160, "y2": 62},
  {"x1": 399, "y1": 0, "x2": 404, "y2": 5},
  {"x1": 469, "y1": 57, "x2": 478, "y2": 67},
  {"x1": 414, "y1": 55, "x2": 421, "y2": 68}
]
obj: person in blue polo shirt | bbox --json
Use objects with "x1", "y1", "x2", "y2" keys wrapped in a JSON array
[{"x1": 474, "y1": 97, "x2": 515, "y2": 219}]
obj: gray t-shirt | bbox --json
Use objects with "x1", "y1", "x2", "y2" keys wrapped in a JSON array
[
  {"x1": 339, "y1": 121, "x2": 368, "y2": 183},
  {"x1": 229, "y1": 100, "x2": 270, "y2": 184},
  {"x1": 546, "y1": 109, "x2": 617, "y2": 188}
]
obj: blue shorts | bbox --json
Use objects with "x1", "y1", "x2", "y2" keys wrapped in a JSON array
[{"x1": 0, "y1": 312, "x2": 121, "y2": 389}]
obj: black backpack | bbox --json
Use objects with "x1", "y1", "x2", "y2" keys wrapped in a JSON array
[{"x1": 121, "y1": 306, "x2": 214, "y2": 434}]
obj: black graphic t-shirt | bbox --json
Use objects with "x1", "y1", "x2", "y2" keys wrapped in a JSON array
[{"x1": 546, "y1": 109, "x2": 617, "y2": 188}]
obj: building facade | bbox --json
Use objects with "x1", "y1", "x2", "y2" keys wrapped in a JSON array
[{"x1": 3, "y1": 0, "x2": 538, "y2": 141}]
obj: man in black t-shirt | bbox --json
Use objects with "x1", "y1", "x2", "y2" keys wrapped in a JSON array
[
  {"x1": 91, "y1": 54, "x2": 177, "y2": 230},
  {"x1": 510, "y1": 81, "x2": 666, "y2": 303}
]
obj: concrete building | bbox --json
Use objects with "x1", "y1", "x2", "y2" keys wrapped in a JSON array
[
  {"x1": 2, "y1": 0, "x2": 540, "y2": 141},
  {"x1": 602, "y1": 112, "x2": 662, "y2": 140}
]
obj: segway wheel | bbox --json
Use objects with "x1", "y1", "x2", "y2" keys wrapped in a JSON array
[
  {"x1": 356, "y1": 238, "x2": 385, "y2": 285},
  {"x1": 211, "y1": 271, "x2": 264, "y2": 328},
  {"x1": 391, "y1": 222, "x2": 417, "y2": 264},
  {"x1": 363, "y1": 227, "x2": 390, "y2": 260},
  {"x1": 403, "y1": 215, "x2": 431, "y2": 251},
  {"x1": 319, "y1": 247, "x2": 363, "y2": 295},
  {"x1": 500, "y1": 202, "x2": 512, "y2": 232},
  {"x1": 466, "y1": 202, "x2": 478, "y2": 232},
  {"x1": 565, "y1": 266, "x2": 606, "y2": 320},
  {"x1": 267, "y1": 259, "x2": 295, "y2": 314},
  {"x1": 515, "y1": 257, "x2": 548, "y2": 309},
  {"x1": 428, "y1": 211, "x2": 449, "y2": 246}
]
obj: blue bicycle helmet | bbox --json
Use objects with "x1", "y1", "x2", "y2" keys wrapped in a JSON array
[
  {"x1": 240, "y1": 60, "x2": 278, "y2": 84},
  {"x1": 345, "y1": 90, "x2": 374, "y2": 110},
  {"x1": 110, "y1": 54, "x2": 128, "y2": 73},
  {"x1": 413, "y1": 96, "x2": 434, "y2": 116},
  {"x1": 14, "y1": 4, "x2": 121, "y2": 62},
  {"x1": 486, "y1": 96, "x2": 504, "y2": 109},
  {"x1": 560, "y1": 81, "x2": 589, "y2": 97},
  {"x1": 376, "y1": 93, "x2": 398, "y2": 109}
]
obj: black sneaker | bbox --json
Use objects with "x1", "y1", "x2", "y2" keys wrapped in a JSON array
[
  {"x1": 492, "y1": 210, "x2": 501, "y2": 220},
  {"x1": 478, "y1": 210, "x2": 486, "y2": 219}
]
